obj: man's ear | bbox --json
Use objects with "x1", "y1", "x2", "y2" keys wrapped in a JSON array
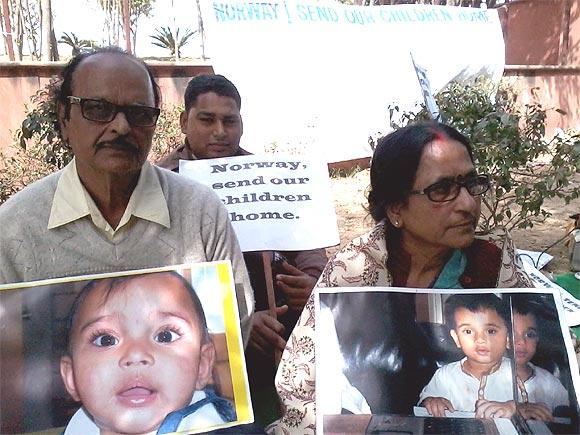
[
  {"x1": 57, "y1": 102, "x2": 69, "y2": 143},
  {"x1": 179, "y1": 110, "x2": 189, "y2": 135},
  {"x1": 195, "y1": 341, "x2": 216, "y2": 390},
  {"x1": 60, "y1": 355, "x2": 81, "y2": 402},
  {"x1": 450, "y1": 329, "x2": 461, "y2": 348}
]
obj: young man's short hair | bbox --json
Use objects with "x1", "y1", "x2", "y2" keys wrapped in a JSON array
[
  {"x1": 444, "y1": 294, "x2": 509, "y2": 330},
  {"x1": 183, "y1": 74, "x2": 241, "y2": 112}
]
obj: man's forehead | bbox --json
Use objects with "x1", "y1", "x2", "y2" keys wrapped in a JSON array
[
  {"x1": 71, "y1": 53, "x2": 154, "y2": 100},
  {"x1": 192, "y1": 92, "x2": 240, "y2": 112}
]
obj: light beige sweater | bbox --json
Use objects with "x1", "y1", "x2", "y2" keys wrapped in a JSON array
[{"x1": 0, "y1": 165, "x2": 254, "y2": 342}]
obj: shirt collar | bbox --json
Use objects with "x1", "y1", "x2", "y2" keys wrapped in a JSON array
[
  {"x1": 48, "y1": 159, "x2": 91, "y2": 228},
  {"x1": 127, "y1": 160, "x2": 170, "y2": 228},
  {"x1": 48, "y1": 159, "x2": 170, "y2": 233}
]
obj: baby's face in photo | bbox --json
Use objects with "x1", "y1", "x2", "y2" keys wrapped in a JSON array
[
  {"x1": 451, "y1": 307, "x2": 508, "y2": 366},
  {"x1": 60, "y1": 273, "x2": 214, "y2": 435},
  {"x1": 513, "y1": 312, "x2": 538, "y2": 367}
]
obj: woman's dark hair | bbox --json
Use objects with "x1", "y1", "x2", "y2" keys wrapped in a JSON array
[{"x1": 367, "y1": 121, "x2": 474, "y2": 226}]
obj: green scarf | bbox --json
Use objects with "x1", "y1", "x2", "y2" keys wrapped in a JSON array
[{"x1": 433, "y1": 249, "x2": 466, "y2": 289}]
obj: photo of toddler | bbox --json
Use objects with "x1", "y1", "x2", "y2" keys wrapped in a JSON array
[
  {"x1": 512, "y1": 296, "x2": 570, "y2": 422},
  {"x1": 419, "y1": 294, "x2": 515, "y2": 419}
]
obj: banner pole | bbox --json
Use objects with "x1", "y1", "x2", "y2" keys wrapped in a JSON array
[{"x1": 262, "y1": 252, "x2": 282, "y2": 364}]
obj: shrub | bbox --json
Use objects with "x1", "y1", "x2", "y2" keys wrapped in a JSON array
[
  {"x1": 386, "y1": 78, "x2": 580, "y2": 233},
  {"x1": 0, "y1": 80, "x2": 66, "y2": 203},
  {"x1": 151, "y1": 103, "x2": 184, "y2": 159},
  {"x1": 0, "y1": 81, "x2": 183, "y2": 204}
]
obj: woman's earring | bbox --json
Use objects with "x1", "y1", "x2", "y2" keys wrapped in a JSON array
[{"x1": 394, "y1": 220, "x2": 400, "y2": 227}]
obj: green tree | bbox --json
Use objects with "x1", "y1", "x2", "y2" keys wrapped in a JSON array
[
  {"x1": 150, "y1": 26, "x2": 196, "y2": 59},
  {"x1": 195, "y1": 0, "x2": 205, "y2": 59},
  {"x1": 58, "y1": 32, "x2": 96, "y2": 56},
  {"x1": 19, "y1": 0, "x2": 41, "y2": 59},
  {"x1": 129, "y1": 0, "x2": 154, "y2": 52},
  {"x1": 97, "y1": 0, "x2": 121, "y2": 46},
  {"x1": 40, "y1": 0, "x2": 58, "y2": 60},
  {"x1": 1, "y1": 81, "x2": 183, "y2": 204},
  {"x1": 1, "y1": 79, "x2": 66, "y2": 203},
  {"x1": 387, "y1": 78, "x2": 580, "y2": 233},
  {"x1": 2, "y1": 0, "x2": 40, "y2": 60},
  {"x1": 96, "y1": 0, "x2": 155, "y2": 52}
]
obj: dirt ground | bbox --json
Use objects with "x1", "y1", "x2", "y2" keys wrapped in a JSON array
[{"x1": 328, "y1": 170, "x2": 579, "y2": 277}]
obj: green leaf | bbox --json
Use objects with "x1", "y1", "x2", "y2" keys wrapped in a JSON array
[{"x1": 391, "y1": 77, "x2": 580, "y2": 233}]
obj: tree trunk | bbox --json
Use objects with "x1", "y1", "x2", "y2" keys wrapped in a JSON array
[
  {"x1": 13, "y1": 0, "x2": 22, "y2": 60},
  {"x1": 195, "y1": 0, "x2": 205, "y2": 59},
  {"x1": 50, "y1": 21, "x2": 57, "y2": 60},
  {"x1": 121, "y1": 0, "x2": 131, "y2": 53},
  {"x1": 21, "y1": 0, "x2": 38, "y2": 58},
  {"x1": 112, "y1": 1, "x2": 119, "y2": 46},
  {"x1": 1, "y1": 0, "x2": 15, "y2": 60},
  {"x1": 40, "y1": 0, "x2": 52, "y2": 60},
  {"x1": 131, "y1": 27, "x2": 137, "y2": 53}
]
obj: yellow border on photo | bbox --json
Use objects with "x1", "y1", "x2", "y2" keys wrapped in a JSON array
[{"x1": 216, "y1": 261, "x2": 251, "y2": 423}]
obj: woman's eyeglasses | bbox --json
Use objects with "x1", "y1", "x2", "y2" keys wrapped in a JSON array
[
  {"x1": 67, "y1": 96, "x2": 160, "y2": 127},
  {"x1": 410, "y1": 174, "x2": 491, "y2": 202}
]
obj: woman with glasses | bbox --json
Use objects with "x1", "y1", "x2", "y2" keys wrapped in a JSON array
[{"x1": 268, "y1": 122, "x2": 532, "y2": 433}]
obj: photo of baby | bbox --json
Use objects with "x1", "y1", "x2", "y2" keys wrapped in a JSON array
[
  {"x1": 60, "y1": 271, "x2": 235, "y2": 434},
  {"x1": 0, "y1": 262, "x2": 251, "y2": 435},
  {"x1": 316, "y1": 288, "x2": 580, "y2": 435}
]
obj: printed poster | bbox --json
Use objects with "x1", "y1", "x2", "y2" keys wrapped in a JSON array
[
  {"x1": 0, "y1": 261, "x2": 252, "y2": 435},
  {"x1": 316, "y1": 287, "x2": 580, "y2": 434}
]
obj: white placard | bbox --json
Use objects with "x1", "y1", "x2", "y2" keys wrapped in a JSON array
[
  {"x1": 180, "y1": 154, "x2": 340, "y2": 252},
  {"x1": 201, "y1": 1, "x2": 505, "y2": 163},
  {"x1": 517, "y1": 248, "x2": 554, "y2": 270}
]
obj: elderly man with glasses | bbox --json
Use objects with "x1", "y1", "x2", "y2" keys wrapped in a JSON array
[{"x1": 0, "y1": 47, "x2": 254, "y2": 344}]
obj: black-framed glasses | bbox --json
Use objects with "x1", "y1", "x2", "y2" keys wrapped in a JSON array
[
  {"x1": 67, "y1": 96, "x2": 160, "y2": 127},
  {"x1": 410, "y1": 174, "x2": 491, "y2": 202}
]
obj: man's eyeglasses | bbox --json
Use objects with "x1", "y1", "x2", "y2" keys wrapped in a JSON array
[
  {"x1": 410, "y1": 174, "x2": 491, "y2": 202},
  {"x1": 67, "y1": 96, "x2": 160, "y2": 127}
]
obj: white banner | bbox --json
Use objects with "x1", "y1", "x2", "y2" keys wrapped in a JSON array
[
  {"x1": 180, "y1": 154, "x2": 340, "y2": 251},
  {"x1": 201, "y1": 1, "x2": 505, "y2": 163}
]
